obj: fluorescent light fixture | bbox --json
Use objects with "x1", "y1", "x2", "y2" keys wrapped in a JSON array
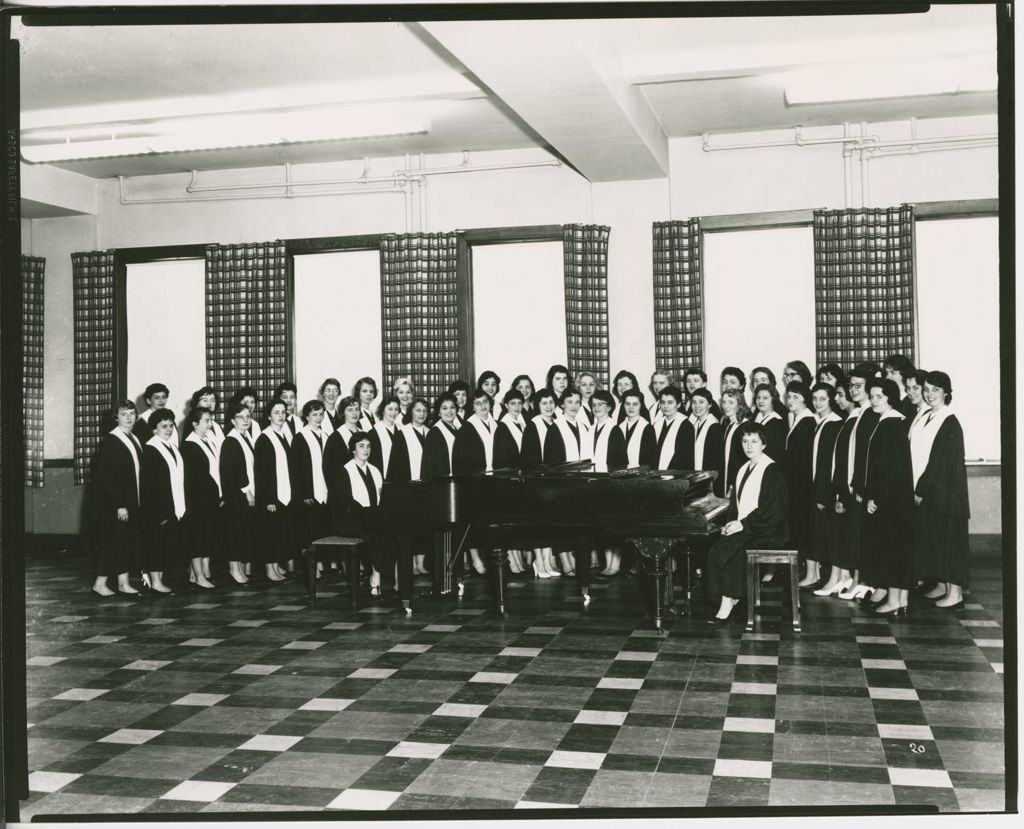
[{"x1": 783, "y1": 60, "x2": 997, "y2": 105}]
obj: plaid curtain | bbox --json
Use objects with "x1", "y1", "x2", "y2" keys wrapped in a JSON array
[
  {"x1": 22, "y1": 256, "x2": 45, "y2": 487},
  {"x1": 563, "y1": 225, "x2": 611, "y2": 389},
  {"x1": 72, "y1": 251, "x2": 116, "y2": 485},
  {"x1": 205, "y1": 242, "x2": 288, "y2": 423},
  {"x1": 379, "y1": 233, "x2": 460, "y2": 404},
  {"x1": 652, "y1": 219, "x2": 703, "y2": 378},
  {"x1": 814, "y1": 206, "x2": 916, "y2": 368}
]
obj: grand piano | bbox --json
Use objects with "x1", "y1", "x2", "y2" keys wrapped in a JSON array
[{"x1": 377, "y1": 462, "x2": 730, "y2": 629}]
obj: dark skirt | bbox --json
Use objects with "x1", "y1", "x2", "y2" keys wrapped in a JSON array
[
  {"x1": 142, "y1": 516, "x2": 185, "y2": 573},
  {"x1": 707, "y1": 531, "x2": 784, "y2": 600},
  {"x1": 860, "y1": 504, "x2": 913, "y2": 589},
  {"x1": 296, "y1": 500, "x2": 332, "y2": 549},
  {"x1": 809, "y1": 505, "x2": 840, "y2": 566},
  {"x1": 183, "y1": 499, "x2": 222, "y2": 560},
  {"x1": 259, "y1": 502, "x2": 297, "y2": 563},
  {"x1": 221, "y1": 493, "x2": 254, "y2": 564},
  {"x1": 913, "y1": 502, "x2": 970, "y2": 587},
  {"x1": 831, "y1": 502, "x2": 863, "y2": 570},
  {"x1": 95, "y1": 509, "x2": 141, "y2": 577}
]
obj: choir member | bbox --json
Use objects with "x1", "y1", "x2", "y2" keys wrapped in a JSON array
[
  {"x1": 392, "y1": 377, "x2": 415, "y2": 424},
  {"x1": 328, "y1": 431, "x2": 412, "y2": 611},
  {"x1": 354, "y1": 377, "x2": 380, "y2": 431},
  {"x1": 683, "y1": 368, "x2": 722, "y2": 419},
  {"x1": 546, "y1": 387, "x2": 592, "y2": 464},
  {"x1": 91, "y1": 400, "x2": 144, "y2": 597},
  {"x1": 388, "y1": 397, "x2": 433, "y2": 576},
  {"x1": 254, "y1": 398, "x2": 296, "y2": 582},
  {"x1": 752, "y1": 384, "x2": 786, "y2": 461},
  {"x1": 718, "y1": 388, "x2": 749, "y2": 498},
  {"x1": 181, "y1": 387, "x2": 225, "y2": 448},
  {"x1": 368, "y1": 396, "x2": 401, "y2": 479},
  {"x1": 687, "y1": 388, "x2": 723, "y2": 481},
  {"x1": 902, "y1": 368, "x2": 929, "y2": 433},
  {"x1": 546, "y1": 364, "x2": 572, "y2": 405},
  {"x1": 653, "y1": 385, "x2": 695, "y2": 471},
  {"x1": 220, "y1": 402, "x2": 257, "y2": 585},
  {"x1": 826, "y1": 379, "x2": 861, "y2": 598},
  {"x1": 613, "y1": 369, "x2": 651, "y2": 423},
  {"x1": 322, "y1": 396, "x2": 362, "y2": 488},
  {"x1": 422, "y1": 393, "x2": 460, "y2": 480},
  {"x1": 782, "y1": 360, "x2": 813, "y2": 389},
  {"x1": 817, "y1": 363, "x2": 847, "y2": 390},
  {"x1": 647, "y1": 370, "x2": 673, "y2": 424},
  {"x1": 494, "y1": 388, "x2": 527, "y2": 469},
  {"x1": 912, "y1": 371, "x2": 970, "y2": 610},
  {"x1": 608, "y1": 388, "x2": 657, "y2": 467},
  {"x1": 139, "y1": 409, "x2": 184, "y2": 594},
  {"x1": 476, "y1": 371, "x2": 503, "y2": 420},
  {"x1": 229, "y1": 387, "x2": 263, "y2": 442},
  {"x1": 858, "y1": 377, "x2": 914, "y2": 616},
  {"x1": 319, "y1": 377, "x2": 343, "y2": 434},
  {"x1": 447, "y1": 379, "x2": 470, "y2": 424},
  {"x1": 133, "y1": 382, "x2": 179, "y2": 447},
  {"x1": 181, "y1": 406, "x2": 221, "y2": 590},
  {"x1": 719, "y1": 366, "x2": 746, "y2": 398},
  {"x1": 590, "y1": 390, "x2": 622, "y2": 577},
  {"x1": 578, "y1": 371, "x2": 598, "y2": 425},
  {"x1": 705, "y1": 421, "x2": 789, "y2": 622},
  {"x1": 884, "y1": 353, "x2": 919, "y2": 419},
  {"x1": 784, "y1": 381, "x2": 817, "y2": 586},
  {"x1": 520, "y1": 388, "x2": 559, "y2": 469},
  {"x1": 844, "y1": 363, "x2": 884, "y2": 600},
  {"x1": 290, "y1": 400, "x2": 331, "y2": 574},
  {"x1": 805, "y1": 383, "x2": 844, "y2": 595},
  {"x1": 750, "y1": 366, "x2": 786, "y2": 416},
  {"x1": 512, "y1": 374, "x2": 537, "y2": 417},
  {"x1": 453, "y1": 389, "x2": 499, "y2": 575},
  {"x1": 274, "y1": 382, "x2": 302, "y2": 436}
]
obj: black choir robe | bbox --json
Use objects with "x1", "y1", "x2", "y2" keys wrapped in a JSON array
[
  {"x1": 543, "y1": 418, "x2": 587, "y2": 465},
  {"x1": 860, "y1": 412, "x2": 914, "y2": 589},
  {"x1": 706, "y1": 459, "x2": 789, "y2": 600},
  {"x1": 387, "y1": 426, "x2": 429, "y2": 483},
  {"x1": 322, "y1": 428, "x2": 356, "y2": 489},
  {"x1": 757, "y1": 414, "x2": 787, "y2": 462},
  {"x1": 897, "y1": 396, "x2": 919, "y2": 421},
  {"x1": 219, "y1": 435, "x2": 254, "y2": 561},
  {"x1": 452, "y1": 419, "x2": 494, "y2": 475},
  {"x1": 290, "y1": 429, "x2": 331, "y2": 547},
  {"x1": 493, "y1": 421, "x2": 524, "y2": 469},
  {"x1": 607, "y1": 419, "x2": 658, "y2": 468},
  {"x1": 181, "y1": 438, "x2": 221, "y2": 557},
  {"x1": 830, "y1": 411, "x2": 865, "y2": 570},
  {"x1": 913, "y1": 414, "x2": 970, "y2": 586},
  {"x1": 653, "y1": 416, "x2": 695, "y2": 471},
  {"x1": 254, "y1": 429, "x2": 296, "y2": 563},
  {"x1": 689, "y1": 417, "x2": 724, "y2": 489},
  {"x1": 718, "y1": 418, "x2": 747, "y2": 498},
  {"x1": 422, "y1": 423, "x2": 458, "y2": 480},
  {"x1": 140, "y1": 443, "x2": 185, "y2": 572},
  {"x1": 783, "y1": 414, "x2": 816, "y2": 554},
  {"x1": 808, "y1": 416, "x2": 842, "y2": 563},
  {"x1": 92, "y1": 432, "x2": 144, "y2": 576},
  {"x1": 520, "y1": 418, "x2": 555, "y2": 469},
  {"x1": 132, "y1": 412, "x2": 156, "y2": 444},
  {"x1": 368, "y1": 423, "x2": 400, "y2": 479}
]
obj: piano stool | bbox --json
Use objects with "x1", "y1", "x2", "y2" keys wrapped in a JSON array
[
  {"x1": 303, "y1": 536, "x2": 367, "y2": 609},
  {"x1": 745, "y1": 549, "x2": 801, "y2": 632}
]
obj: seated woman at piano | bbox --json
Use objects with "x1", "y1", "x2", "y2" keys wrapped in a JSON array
[
  {"x1": 652, "y1": 385, "x2": 694, "y2": 471},
  {"x1": 608, "y1": 388, "x2": 657, "y2": 467},
  {"x1": 706, "y1": 421, "x2": 789, "y2": 623},
  {"x1": 422, "y1": 392, "x2": 461, "y2": 480},
  {"x1": 327, "y1": 430, "x2": 413, "y2": 612}
]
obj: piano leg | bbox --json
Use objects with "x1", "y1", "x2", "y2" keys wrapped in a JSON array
[
  {"x1": 429, "y1": 531, "x2": 447, "y2": 599},
  {"x1": 576, "y1": 535, "x2": 593, "y2": 606},
  {"x1": 627, "y1": 538, "x2": 676, "y2": 632},
  {"x1": 490, "y1": 547, "x2": 507, "y2": 615}
]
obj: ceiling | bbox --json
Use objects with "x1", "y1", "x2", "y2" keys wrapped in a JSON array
[{"x1": 13, "y1": 5, "x2": 999, "y2": 182}]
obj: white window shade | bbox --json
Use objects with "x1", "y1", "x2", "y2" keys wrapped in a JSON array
[
  {"x1": 916, "y1": 217, "x2": 1000, "y2": 461},
  {"x1": 471, "y1": 241, "x2": 567, "y2": 394},
  {"x1": 703, "y1": 227, "x2": 816, "y2": 400},
  {"x1": 293, "y1": 250, "x2": 382, "y2": 405}
]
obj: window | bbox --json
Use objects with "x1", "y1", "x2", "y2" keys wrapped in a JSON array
[
  {"x1": 125, "y1": 259, "x2": 206, "y2": 424},
  {"x1": 703, "y1": 227, "x2": 816, "y2": 398},
  {"x1": 916, "y1": 216, "x2": 1000, "y2": 461},
  {"x1": 471, "y1": 241, "x2": 567, "y2": 393},
  {"x1": 293, "y1": 250, "x2": 382, "y2": 404}
]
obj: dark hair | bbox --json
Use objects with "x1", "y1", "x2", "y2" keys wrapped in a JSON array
[
  {"x1": 739, "y1": 420, "x2": 767, "y2": 443},
  {"x1": 433, "y1": 392, "x2": 458, "y2": 418},
  {"x1": 189, "y1": 386, "x2": 217, "y2": 408},
  {"x1": 689, "y1": 387, "x2": 714, "y2": 405},
  {"x1": 113, "y1": 398, "x2": 137, "y2": 416},
  {"x1": 144, "y1": 382, "x2": 169, "y2": 400},
  {"x1": 868, "y1": 377, "x2": 902, "y2": 408},
  {"x1": 188, "y1": 405, "x2": 214, "y2": 426},
  {"x1": 230, "y1": 386, "x2": 258, "y2": 408},
  {"x1": 534, "y1": 387, "x2": 558, "y2": 407},
  {"x1": 752, "y1": 383, "x2": 777, "y2": 406},
  {"x1": 809, "y1": 382, "x2": 837, "y2": 407},
  {"x1": 301, "y1": 399, "x2": 325, "y2": 421},
  {"x1": 785, "y1": 381, "x2": 811, "y2": 405},
  {"x1": 612, "y1": 369, "x2": 641, "y2": 400},
  {"x1": 376, "y1": 395, "x2": 402, "y2": 418},
  {"x1": 620, "y1": 388, "x2": 645, "y2": 406},
  {"x1": 924, "y1": 370, "x2": 953, "y2": 404},
  {"x1": 339, "y1": 395, "x2": 360, "y2": 412},
  {"x1": 353, "y1": 377, "x2": 378, "y2": 397},
  {"x1": 785, "y1": 361, "x2": 813, "y2": 387},
  {"x1": 816, "y1": 363, "x2": 847, "y2": 387},
  {"x1": 510, "y1": 374, "x2": 536, "y2": 399},
  {"x1": 720, "y1": 366, "x2": 746, "y2": 388},
  {"x1": 546, "y1": 364, "x2": 572, "y2": 390},
  {"x1": 472, "y1": 389, "x2": 494, "y2": 407},
  {"x1": 410, "y1": 397, "x2": 430, "y2": 415},
  {"x1": 558, "y1": 387, "x2": 582, "y2": 405},
  {"x1": 227, "y1": 402, "x2": 250, "y2": 421},
  {"x1": 683, "y1": 368, "x2": 708, "y2": 384},
  {"x1": 883, "y1": 354, "x2": 915, "y2": 376},
  {"x1": 658, "y1": 385, "x2": 684, "y2": 406},
  {"x1": 274, "y1": 381, "x2": 297, "y2": 397},
  {"x1": 348, "y1": 430, "x2": 372, "y2": 453},
  {"x1": 591, "y1": 389, "x2": 616, "y2": 412},
  {"x1": 849, "y1": 362, "x2": 882, "y2": 382},
  {"x1": 319, "y1": 377, "x2": 342, "y2": 397},
  {"x1": 903, "y1": 367, "x2": 927, "y2": 389},
  {"x1": 502, "y1": 388, "x2": 525, "y2": 405},
  {"x1": 265, "y1": 397, "x2": 288, "y2": 420},
  {"x1": 447, "y1": 379, "x2": 471, "y2": 395},
  {"x1": 150, "y1": 408, "x2": 176, "y2": 428},
  {"x1": 476, "y1": 370, "x2": 501, "y2": 390},
  {"x1": 750, "y1": 367, "x2": 778, "y2": 391}
]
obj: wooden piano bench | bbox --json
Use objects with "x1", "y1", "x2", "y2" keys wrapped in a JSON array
[
  {"x1": 304, "y1": 536, "x2": 366, "y2": 609},
  {"x1": 745, "y1": 549, "x2": 801, "y2": 633}
]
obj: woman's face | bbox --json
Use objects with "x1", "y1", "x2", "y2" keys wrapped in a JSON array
[
  {"x1": 454, "y1": 389, "x2": 467, "y2": 408},
  {"x1": 241, "y1": 394, "x2": 256, "y2": 411},
  {"x1": 782, "y1": 366, "x2": 801, "y2": 386},
  {"x1": 307, "y1": 407, "x2": 325, "y2": 428},
  {"x1": 195, "y1": 410, "x2": 212, "y2": 436},
  {"x1": 539, "y1": 396, "x2": 557, "y2": 417},
  {"x1": 473, "y1": 396, "x2": 492, "y2": 420},
  {"x1": 834, "y1": 386, "x2": 852, "y2": 412},
  {"x1": 396, "y1": 383, "x2": 414, "y2": 406},
  {"x1": 616, "y1": 376, "x2": 634, "y2": 396},
  {"x1": 280, "y1": 389, "x2": 296, "y2": 413},
  {"x1": 885, "y1": 366, "x2": 904, "y2": 387},
  {"x1": 439, "y1": 400, "x2": 457, "y2": 424},
  {"x1": 819, "y1": 371, "x2": 837, "y2": 387},
  {"x1": 751, "y1": 371, "x2": 770, "y2": 390},
  {"x1": 755, "y1": 389, "x2": 773, "y2": 413},
  {"x1": 199, "y1": 392, "x2": 216, "y2": 410},
  {"x1": 562, "y1": 393, "x2": 582, "y2": 418},
  {"x1": 811, "y1": 389, "x2": 832, "y2": 416},
  {"x1": 868, "y1": 387, "x2": 892, "y2": 414},
  {"x1": 359, "y1": 383, "x2": 376, "y2": 406},
  {"x1": 116, "y1": 407, "x2": 136, "y2": 431},
  {"x1": 411, "y1": 401, "x2": 428, "y2": 426},
  {"x1": 154, "y1": 418, "x2": 176, "y2": 440},
  {"x1": 720, "y1": 395, "x2": 738, "y2": 418},
  {"x1": 344, "y1": 401, "x2": 362, "y2": 425},
  {"x1": 552, "y1": 372, "x2": 569, "y2": 394},
  {"x1": 660, "y1": 395, "x2": 680, "y2": 418},
  {"x1": 579, "y1": 375, "x2": 596, "y2": 398},
  {"x1": 269, "y1": 403, "x2": 287, "y2": 427},
  {"x1": 690, "y1": 395, "x2": 709, "y2": 418},
  {"x1": 149, "y1": 391, "x2": 169, "y2": 410},
  {"x1": 742, "y1": 431, "x2": 765, "y2": 460},
  {"x1": 905, "y1": 377, "x2": 924, "y2": 407},
  {"x1": 353, "y1": 439, "x2": 372, "y2": 463},
  {"x1": 516, "y1": 379, "x2": 533, "y2": 400},
  {"x1": 505, "y1": 398, "x2": 523, "y2": 418},
  {"x1": 848, "y1": 376, "x2": 867, "y2": 404},
  {"x1": 232, "y1": 409, "x2": 252, "y2": 434},
  {"x1": 592, "y1": 399, "x2": 610, "y2": 421},
  {"x1": 651, "y1": 374, "x2": 669, "y2": 394},
  {"x1": 322, "y1": 384, "x2": 341, "y2": 405},
  {"x1": 481, "y1": 377, "x2": 498, "y2": 397},
  {"x1": 922, "y1": 381, "x2": 945, "y2": 409},
  {"x1": 721, "y1": 374, "x2": 742, "y2": 392},
  {"x1": 786, "y1": 390, "x2": 807, "y2": 413},
  {"x1": 624, "y1": 396, "x2": 642, "y2": 419},
  {"x1": 684, "y1": 374, "x2": 702, "y2": 394},
  {"x1": 383, "y1": 401, "x2": 400, "y2": 424}
]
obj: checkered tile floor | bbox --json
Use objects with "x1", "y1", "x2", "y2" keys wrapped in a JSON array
[{"x1": 21, "y1": 542, "x2": 1006, "y2": 818}]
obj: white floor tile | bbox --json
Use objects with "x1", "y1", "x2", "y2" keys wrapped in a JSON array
[
  {"x1": 178, "y1": 638, "x2": 224, "y2": 647},
  {"x1": 323, "y1": 622, "x2": 363, "y2": 630},
  {"x1": 229, "y1": 620, "x2": 268, "y2": 627},
  {"x1": 736, "y1": 655, "x2": 779, "y2": 666},
  {"x1": 348, "y1": 668, "x2": 396, "y2": 679},
  {"x1": 516, "y1": 801, "x2": 578, "y2": 809},
  {"x1": 232, "y1": 664, "x2": 282, "y2": 675},
  {"x1": 137, "y1": 618, "x2": 175, "y2": 625},
  {"x1": 574, "y1": 710, "x2": 627, "y2": 726},
  {"x1": 877, "y1": 724, "x2": 933, "y2": 740},
  {"x1": 123, "y1": 660, "x2": 172, "y2": 671},
  {"x1": 237, "y1": 734, "x2": 303, "y2": 752},
  {"x1": 81, "y1": 635, "x2": 124, "y2": 644},
  {"x1": 99, "y1": 728, "x2": 163, "y2": 745},
  {"x1": 525, "y1": 626, "x2": 562, "y2": 635},
  {"x1": 867, "y1": 687, "x2": 919, "y2": 700},
  {"x1": 327, "y1": 788, "x2": 401, "y2": 810},
  {"x1": 597, "y1": 678, "x2": 644, "y2": 690},
  {"x1": 299, "y1": 697, "x2": 355, "y2": 712},
  {"x1": 173, "y1": 693, "x2": 228, "y2": 706},
  {"x1": 53, "y1": 688, "x2": 108, "y2": 701},
  {"x1": 27, "y1": 656, "x2": 65, "y2": 666},
  {"x1": 387, "y1": 741, "x2": 450, "y2": 759},
  {"x1": 723, "y1": 717, "x2": 776, "y2": 733},
  {"x1": 281, "y1": 641, "x2": 326, "y2": 650},
  {"x1": 161, "y1": 780, "x2": 237, "y2": 802},
  {"x1": 861, "y1": 659, "x2": 907, "y2": 670},
  {"x1": 28, "y1": 771, "x2": 80, "y2": 793},
  {"x1": 433, "y1": 703, "x2": 487, "y2": 718},
  {"x1": 730, "y1": 682, "x2": 777, "y2": 695},
  {"x1": 389, "y1": 644, "x2": 431, "y2": 653},
  {"x1": 270, "y1": 605, "x2": 305, "y2": 612},
  {"x1": 615, "y1": 651, "x2": 657, "y2": 662},
  {"x1": 469, "y1": 671, "x2": 518, "y2": 684},
  {"x1": 713, "y1": 759, "x2": 773, "y2": 779},
  {"x1": 423, "y1": 624, "x2": 461, "y2": 632},
  {"x1": 888, "y1": 768, "x2": 953, "y2": 788},
  {"x1": 545, "y1": 750, "x2": 605, "y2": 770}
]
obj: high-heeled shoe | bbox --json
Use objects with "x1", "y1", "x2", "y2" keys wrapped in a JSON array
[
  {"x1": 708, "y1": 599, "x2": 741, "y2": 625},
  {"x1": 933, "y1": 599, "x2": 964, "y2": 611},
  {"x1": 116, "y1": 589, "x2": 143, "y2": 599},
  {"x1": 532, "y1": 560, "x2": 552, "y2": 579},
  {"x1": 91, "y1": 587, "x2": 115, "y2": 600},
  {"x1": 877, "y1": 605, "x2": 909, "y2": 619},
  {"x1": 843, "y1": 584, "x2": 871, "y2": 601},
  {"x1": 814, "y1": 578, "x2": 853, "y2": 597},
  {"x1": 369, "y1": 584, "x2": 383, "y2": 600},
  {"x1": 228, "y1": 572, "x2": 250, "y2": 586}
]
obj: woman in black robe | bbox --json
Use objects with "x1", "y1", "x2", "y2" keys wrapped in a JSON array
[
  {"x1": 751, "y1": 384, "x2": 787, "y2": 461},
  {"x1": 254, "y1": 398, "x2": 296, "y2": 582},
  {"x1": 493, "y1": 389, "x2": 527, "y2": 470},
  {"x1": 859, "y1": 377, "x2": 915, "y2": 616},
  {"x1": 422, "y1": 393, "x2": 461, "y2": 480},
  {"x1": 219, "y1": 402, "x2": 256, "y2": 585},
  {"x1": 705, "y1": 421, "x2": 789, "y2": 622},
  {"x1": 91, "y1": 400, "x2": 145, "y2": 597},
  {"x1": 520, "y1": 388, "x2": 560, "y2": 470},
  {"x1": 181, "y1": 406, "x2": 222, "y2": 589},
  {"x1": 911, "y1": 371, "x2": 970, "y2": 609},
  {"x1": 139, "y1": 409, "x2": 185, "y2": 594},
  {"x1": 805, "y1": 383, "x2": 844, "y2": 595},
  {"x1": 782, "y1": 381, "x2": 816, "y2": 586},
  {"x1": 289, "y1": 399, "x2": 332, "y2": 560},
  {"x1": 827, "y1": 382, "x2": 862, "y2": 598}
]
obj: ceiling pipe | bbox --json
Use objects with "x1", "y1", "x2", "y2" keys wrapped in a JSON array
[
  {"x1": 702, "y1": 122, "x2": 996, "y2": 154},
  {"x1": 119, "y1": 175, "x2": 404, "y2": 206}
]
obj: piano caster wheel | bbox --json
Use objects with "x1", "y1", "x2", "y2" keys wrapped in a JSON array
[
  {"x1": 582, "y1": 593, "x2": 591, "y2": 607},
  {"x1": 457, "y1": 582, "x2": 465, "y2": 598}
]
